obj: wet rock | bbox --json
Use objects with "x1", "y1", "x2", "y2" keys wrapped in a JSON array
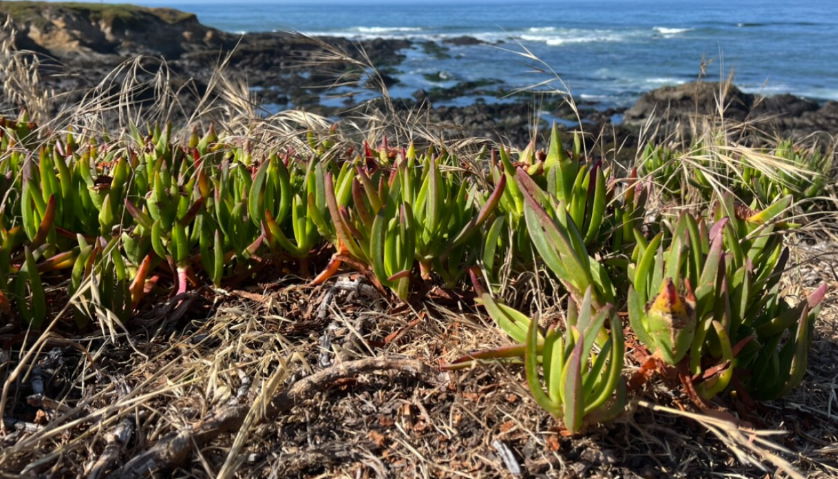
[
  {"x1": 424, "y1": 78, "x2": 502, "y2": 102},
  {"x1": 442, "y1": 36, "x2": 485, "y2": 46},
  {"x1": 419, "y1": 41, "x2": 451, "y2": 59},
  {"x1": 412, "y1": 89, "x2": 429, "y2": 103},
  {"x1": 366, "y1": 71, "x2": 399, "y2": 88}
]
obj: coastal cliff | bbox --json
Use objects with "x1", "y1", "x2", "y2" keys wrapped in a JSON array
[{"x1": 0, "y1": 2, "x2": 224, "y2": 58}]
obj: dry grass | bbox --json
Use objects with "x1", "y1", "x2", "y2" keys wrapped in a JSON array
[
  {"x1": 2, "y1": 249, "x2": 835, "y2": 477},
  {"x1": 1, "y1": 32, "x2": 837, "y2": 479}
]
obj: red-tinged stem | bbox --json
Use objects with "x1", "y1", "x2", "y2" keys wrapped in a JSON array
[
  {"x1": 627, "y1": 356, "x2": 661, "y2": 392},
  {"x1": 468, "y1": 266, "x2": 486, "y2": 296},
  {"x1": 145, "y1": 275, "x2": 160, "y2": 294},
  {"x1": 176, "y1": 266, "x2": 190, "y2": 296},
  {"x1": 387, "y1": 270, "x2": 411, "y2": 282},
  {"x1": 310, "y1": 255, "x2": 342, "y2": 285},
  {"x1": 130, "y1": 254, "x2": 153, "y2": 308},
  {"x1": 731, "y1": 335, "x2": 755, "y2": 358},
  {"x1": 678, "y1": 367, "x2": 712, "y2": 410}
]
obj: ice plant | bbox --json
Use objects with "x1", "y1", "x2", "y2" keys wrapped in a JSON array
[
  {"x1": 740, "y1": 141, "x2": 832, "y2": 207},
  {"x1": 740, "y1": 283, "x2": 826, "y2": 400},
  {"x1": 626, "y1": 213, "x2": 718, "y2": 366},
  {"x1": 403, "y1": 148, "x2": 505, "y2": 285},
  {"x1": 14, "y1": 246, "x2": 47, "y2": 328},
  {"x1": 628, "y1": 196, "x2": 827, "y2": 401},
  {"x1": 317, "y1": 143, "x2": 504, "y2": 298},
  {"x1": 258, "y1": 156, "x2": 322, "y2": 261},
  {"x1": 517, "y1": 166, "x2": 616, "y2": 306},
  {"x1": 484, "y1": 125, "x2": 644, "y2": 287},
  {"x1": 466, "y1": 275, "x2": 625, "y2": 434},
  {"x1": 0, "y1": 115, "x2": 827, "y2": 408},
  {"x1": 69, "y1": 235, "x2": 132, "y2": 326}
]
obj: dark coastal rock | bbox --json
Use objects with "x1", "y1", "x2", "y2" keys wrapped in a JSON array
[
  {"x1": 367, "y1": 71, "x2": 399, "y2": 88},
  {"x1": 442, "y1": 36, "x2": 485, "y2": 46},
  {"x1": 421, "y1": 78, "x2": 502, "y2": 102},
  {"x1": 624, "y1": 82, "x2": 752, "y2": 123},
  {"x1": 0, "y1": 3, "x2": 409, "y2": 66},
  {"x1": 389, "y1": 98, "x2": 632, "y2": 149},
  {"x1": 419, "y1": 41, "x2": 451, "y2": 59},
  {"x1": 751, "y1": 93, "x2": 819, "y2": 117},
  {"x1": 422, "y1": 71, "x2": 454, "y2": 82},
  {"x1": 412, "y1": 89, "x2": 429, "y2": 102},
  {"x1": 625, "y1": 81, "x2": 838, "y2": 138}
]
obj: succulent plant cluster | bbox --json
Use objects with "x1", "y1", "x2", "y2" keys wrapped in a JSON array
[
  {"x1": 0, "y1": 115, "x2": 828, "y2": 434},
  {"x1": 0, "y1": 115, "x2": 507, "y2": 318},
  {"x1": 455, "y1": 126, "x2": 827, "y2": 433}
]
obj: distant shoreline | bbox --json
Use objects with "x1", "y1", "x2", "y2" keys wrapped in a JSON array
[{"x1": 1, "y1": 1, "x2": 837, "y2": 145}]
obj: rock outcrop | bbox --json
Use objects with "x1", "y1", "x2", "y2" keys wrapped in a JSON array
[
  {"x1": 0, "y1": 2, "x2": 409, "y2": 65},
  {"x1": 0, "y1": 2, "x2": 222, "y2": 58},
  {"x1": 0, "y1": 2, "x2": 410, "y2": 117},
  {"x1": 624, "y1": 81, "x2": 838, "y2": 138}
]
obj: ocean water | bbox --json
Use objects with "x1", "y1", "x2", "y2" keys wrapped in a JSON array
[{"x1": 141, "y1": 0, "x2": 837, "y2": 108}]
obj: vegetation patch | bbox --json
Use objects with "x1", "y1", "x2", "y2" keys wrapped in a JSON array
[{"x1": 0, "y1": 25, "x2": 836, "y2": 479}]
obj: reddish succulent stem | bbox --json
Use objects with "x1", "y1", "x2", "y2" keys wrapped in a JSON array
[
  {"x1": 310, "y1": 255, "x2": 342, "y2": 285},
  {"x1": 129, "y1": 254, "x2": 153, "y2": 308},
  {"x1": 176, "y1": 266, "x2": 190, "y2": 296}
]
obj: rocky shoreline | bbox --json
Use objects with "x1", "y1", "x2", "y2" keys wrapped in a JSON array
[{"x1": 1, "y1": 2, "x2": 837, "y2": 146}]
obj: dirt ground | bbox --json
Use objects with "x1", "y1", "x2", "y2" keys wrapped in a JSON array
[{"x1": 0, "y1": 233, "x2": 836, "y2": 479}]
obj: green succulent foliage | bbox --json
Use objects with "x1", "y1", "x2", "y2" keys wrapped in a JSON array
[
  {"x1": 473, "y1": 283, "x2": 625, "y2": 434},
  {"x1": 627, "y1": 213, "x2": 722, "y2": 366},
  {"x1": 404, "y1": 148, "x2": 505, "y2": 285},
  {"x1": 628, "y1": 194, "x2": 825, "y2": 400},
  {"x1": 13, "y1": 246, "x2": 47, "y2": 328},
  {"x1": 516, "y1": 166, "x2": 616, "y2": 307},
  {"x1": 0, "y1": 113, "x2": 830, "y2": 415},
  {"x1": 69, "y1": 235, "x2": 132, "y2": 326},
  {"x1": 639, "y1": 143, "x2": 680, "y2": 196},
  {"x1": 738, "y1": 283, "x2": 826, "y2": 400},
  {"x1": 484, "y1": 124, "x2": 645, "y2": 289},
  {"x1": 486, "y1": 125, "x2": 610, "y2": 276},
  {"x1": 324, "y1": 144, "x2": 503, "y2": 298},
  {"x1": 248, "y1": 152, "x2": 325, "y2": 260}
]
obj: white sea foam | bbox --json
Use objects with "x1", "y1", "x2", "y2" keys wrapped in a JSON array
[
  {"x1": 643, "y1": 77, "x2": 687, "y2": 86},
  {"x1": 653, "y1": 26, "x2": 692, "y2": 36},
  {"x1": 520, "y1": 29, "x2": 631, "y2": 46},
  {"x1": 355, "y1": 26, "x2": 423, "y2": 33},
  {"x1": 579, "y1": 93, "x2": 610, "y2": 100},
  {"x1": 299, "y1": 29, "x2": 513, "y2": 43},
  {"x1": 300, "y1": 25, "x2": 688, "y2": 45}
]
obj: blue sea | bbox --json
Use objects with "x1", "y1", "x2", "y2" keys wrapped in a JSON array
[{"x1": 138, "y1": 0, "x2": 837, "y2": 108}]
